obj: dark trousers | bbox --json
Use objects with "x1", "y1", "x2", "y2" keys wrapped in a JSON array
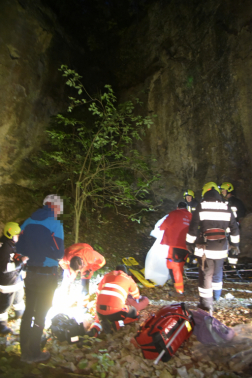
[
  {"x1": 198, "y1": 258, "x2": 225, "y2": 309},
  {"x1": 20, "y1": 270, "x2": 57, "y2": 357},
  {"x1": 97, "y1": 306, "x2": 138, "y2": 330},
  {"x1": 0, "y1": 287, "x2": 24, "y2": 326}
]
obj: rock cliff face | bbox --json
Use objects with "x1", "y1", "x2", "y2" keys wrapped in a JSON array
[
  {"x1": 0, "y1": 0, "x2": 85, "y2": 223},
  {"x1": 1, "y1": 0, "x2": 252, "y2": 257},
  {"x1": 116, "y1": 0, "x2": 252, "y2": 208}
]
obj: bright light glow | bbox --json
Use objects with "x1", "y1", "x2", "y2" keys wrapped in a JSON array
[{"x1": 45, "y1": 273, "x2": 104, "y2": 329}]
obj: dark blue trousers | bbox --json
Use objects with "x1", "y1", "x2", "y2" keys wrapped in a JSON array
[
  {"x1": 20, "y1": 270, "x2": 57, "y2": 358},
  {"x1": 198, "y1": 258, "x2": 225, "y2": 309}
]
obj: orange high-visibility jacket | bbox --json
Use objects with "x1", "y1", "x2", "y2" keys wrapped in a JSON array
[
  {"x1": 96, "y1": 270, "x2": 140, "y2": 310},
  {"x1": 61, "y1": 243, "x2": 105, "y2": 279}
]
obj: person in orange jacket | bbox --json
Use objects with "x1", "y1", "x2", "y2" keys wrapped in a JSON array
[
  {"x1": 160, "y1": 202, "x2": 192, "y2": 296},
  {"x1": 59, "y1": 243, "x2": 106, "y2": 306},
  {"x1": 88, "y1": 265, "x2": 149, "y2": 337}
]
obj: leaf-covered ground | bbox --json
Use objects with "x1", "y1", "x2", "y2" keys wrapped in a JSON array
[
  {"x1": 1, "y1": 276, "x2": 252, "y2": 378},
  {"x1": 2, "y1": 207, "x2": 252, "y2": 378}
]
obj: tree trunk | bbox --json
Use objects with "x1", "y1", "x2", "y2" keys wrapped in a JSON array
[{"x1": 74, "y1": 190, "x2": 86, "y2": 243}]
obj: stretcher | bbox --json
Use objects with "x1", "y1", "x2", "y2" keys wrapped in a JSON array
[
  {"x1": 184, "y1": 263, "x2": 252, "y2": 282},
  {"x1": 122, "y1": 257, "x2": 157, "y2": 288}
]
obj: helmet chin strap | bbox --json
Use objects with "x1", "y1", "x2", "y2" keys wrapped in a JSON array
[{"x1": 12, "y1": 235, "x2": 19, "y2": 243}]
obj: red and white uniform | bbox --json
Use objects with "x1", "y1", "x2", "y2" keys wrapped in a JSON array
[
  {"x1": 60, "y1": 243, "x2": 105, "y2": 279},
  {"x1": 160, "y1": 208, "x2": 192, "y2": 252},
  {"x1": 160, "y1": 208, "x2": 192, "y2": 293},
  {"x1": 96, "y1": 270, "x2": 140, "y2": 315},
  {"x1": 89, "y1": 270, "x2": 146, "y2": 336}
]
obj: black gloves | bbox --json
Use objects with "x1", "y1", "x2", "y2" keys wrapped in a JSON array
[
  {"x1": 228, "y1": 246, "x2": 240, "y2": 266},
  {"x1": 229, "y1": 246, "x2": 240, "y2": 256},
  {"x1": 186, "y1": 242, "x2": 195, "y2": 255},
  {"x1": 83, "y1": 269, "x2": 92, "y2": 278}
]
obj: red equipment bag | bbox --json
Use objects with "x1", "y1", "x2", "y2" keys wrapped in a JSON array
[{"x1": 133, "y1": 303, "x2": 194, "y2": 363}]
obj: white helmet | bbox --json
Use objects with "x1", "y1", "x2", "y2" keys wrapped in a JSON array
[{"x1": 43, "y1": 194, "x2": 63, "y2": 214}]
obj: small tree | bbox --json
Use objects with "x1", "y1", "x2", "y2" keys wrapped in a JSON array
[{"x1": 38, "y1": 65, "x2": 158, "y2": 242}]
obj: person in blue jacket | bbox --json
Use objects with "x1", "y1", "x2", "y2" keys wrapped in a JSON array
[{"x1": 16, "y1": 194, "x2": 64, "y2": 364}]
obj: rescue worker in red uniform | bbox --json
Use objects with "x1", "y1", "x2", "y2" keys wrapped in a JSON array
[
  {"x1": 89, "y1": 265, "x2": 149, "y2": 336},
  {"x1": 59, "y1": 243, "x2": 106, "y2": 306},
  {"x1": 186, "y1": 182, "x2": 240, "y2": 313},
  {"x1": 159, "y1": 202, "x2": 192, "y2": 295}
]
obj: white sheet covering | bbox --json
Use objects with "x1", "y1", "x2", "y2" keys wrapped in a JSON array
[{"x1": 145, "y1": 215, "x2": 170, "y2": 285}]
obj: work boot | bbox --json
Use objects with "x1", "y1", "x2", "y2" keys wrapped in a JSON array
[
  {"x1": 29, "y1": 323, "x2": 44, "y2": 357},
  {"x1": 197, "y1": 303, "x2": 214, "y2": 315},
  {"x1": 21, "y1": 351, "x2": 51, "y2": 364},
  {"x1": 100, "y1": 318, "x2": 113, "y2": 334},
  {"x1": 169, "y1": 290, "x2": 185, "y2": 298},
  {"x1": 87, "y1": 328, "x2": 98, "y2": 338}
]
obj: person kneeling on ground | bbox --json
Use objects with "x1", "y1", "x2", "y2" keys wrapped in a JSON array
[
  {"x1": 59, "y1": 243, "x2": 106, "y2": 307},
  {"x1": 87, "y1": 264, "x2": 149, "y2": 337}
]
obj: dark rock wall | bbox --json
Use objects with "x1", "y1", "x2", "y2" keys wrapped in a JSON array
[
  {"x1": 0, "y1": 0, "x2": 85, "y2": 225},
  {"x1": 116, "y1": 0, "x2": 252, "y2": 207},
  {"x1": 1, "y1": 0, "x2": 252, "y2": 256}
]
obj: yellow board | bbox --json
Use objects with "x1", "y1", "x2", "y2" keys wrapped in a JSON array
[
  {"x1": 122, "y1": 257, "x2": 139, "y2": 266},
  {"x1": 128, "y1": 269, "x2": 155, "y2": 288},
  {"x1": 122, "y1": 257, "x2": 157, "y2": 287},
  {"x1": 140, "y1": 268, "x2": 157, "y2": 285},
  {"x1": 128, "y1": 257, "x2": 139, "y2": 265}
]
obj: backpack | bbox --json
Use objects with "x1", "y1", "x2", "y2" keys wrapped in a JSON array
[
  {"x1": 51, "y1": 313, "x2": 81, "y2": 343},
  {"x1": 191, "y1": 308, "x2": 235, "y2": 344},
  {"x1": 133, "y1": 303, "x2": 194, "y2": 362}
]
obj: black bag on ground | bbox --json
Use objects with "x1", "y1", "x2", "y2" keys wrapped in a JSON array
[{"x1": 51, "y1": 313, "x2": 81, "y2": 343}]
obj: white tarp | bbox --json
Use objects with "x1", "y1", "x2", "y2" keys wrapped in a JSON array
[{"x1": 145, "y1": 215, "x2": 171, "y2": 285}]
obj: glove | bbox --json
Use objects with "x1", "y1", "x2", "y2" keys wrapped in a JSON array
[
  {"x1": 186, "y1": 242, "x2": 195, "y2": 255},
  {"x1": 83, "y1": 269, "x2": 92, "y2": 278},
  {"x1": 228, "y1": 246, "x2": 240, "y2": 266},
  {"x1": 229, "y1": 246, "x2": 240, "y2": 256}
]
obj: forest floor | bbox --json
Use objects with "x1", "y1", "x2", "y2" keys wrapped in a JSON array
[
  {"x1": 1, "y1": 209, "x2": 252, "y2": 378},
  {"x1": 1, "y1": 271, "x2": 252, "y2": 378}
]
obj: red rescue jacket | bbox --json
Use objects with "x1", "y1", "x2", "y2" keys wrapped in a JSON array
[
  {"x1": 60, "y1": 243, "x2": 105, "y2": 279},
  {"x1": 160, "y1": 208, "x2": 192, "y2": 250},
  {"x1": 96, "y1": 270, "x2": 140, "y2": 311}
]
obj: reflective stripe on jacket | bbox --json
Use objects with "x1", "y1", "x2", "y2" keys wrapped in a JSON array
[
  {"x1": 96, "y1": 270, "x2": 140, "y2": 310},
  {"x1": 228, "y1": 196, "x2": 246, "y2": 222},
  {"x1": 186, "y1": 190, "x2": 240, "y2": 259},
  {"x1": 0, "y1": 235, "x2": 23, "y2": 288}
]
